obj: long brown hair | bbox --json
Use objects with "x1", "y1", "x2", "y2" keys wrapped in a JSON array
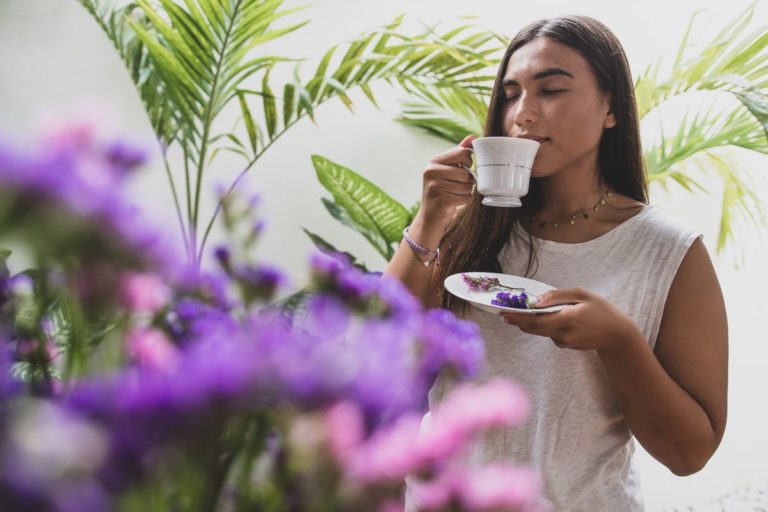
[{"x1": 438, "y1": 15, "x2": 648, "y2": 310}]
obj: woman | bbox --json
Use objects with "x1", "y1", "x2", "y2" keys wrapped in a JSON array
[{"x1": 385, "y1": 15, "x2": 728, "y2": 511}]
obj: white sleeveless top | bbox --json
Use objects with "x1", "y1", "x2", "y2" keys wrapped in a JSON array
[{"x1": 406, "y1": 205, "x2": 701, "y2": 512}]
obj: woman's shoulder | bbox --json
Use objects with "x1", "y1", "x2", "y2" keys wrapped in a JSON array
[
  {"x1": 631, "y1": 204, "x2": 699, "y2": 242},
  {"x1": 605, "y1": 194, "x2": 698, "y2": 240}
]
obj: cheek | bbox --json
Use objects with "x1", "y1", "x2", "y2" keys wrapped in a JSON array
[{"x1": 501, "y1": 105, "x2": 515, "y2": 135}]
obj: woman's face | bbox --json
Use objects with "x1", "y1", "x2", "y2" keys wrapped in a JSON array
[{"x1": 501, "y1": 37, "x2": 615, "y2": 178}]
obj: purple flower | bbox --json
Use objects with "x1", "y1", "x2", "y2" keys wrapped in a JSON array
[
  {"x1": 0, "y1": 135, "x2": 180, "y2": 273},
  {"x1": 213, "y1": 246, "x2": 232, "y2": 272},
  {"x1": 418, "y1": 308, "x2": 485, "y2": 385},
  {"x1": 299, "y1": 295, "x2": 351, "y2": 339},
  {"x1": 375, "y1": 275, "x2": 422, "y2": 322},
  {"x1": 103, "y1": 142, "x2": 146, "y2": 177},
  {"x1": 491, "y1": 291, "x2": 531, "y2": 310},
  {"x1": 167, "y1": 298, "x2": 238, "y2": 344},
  {"x1": 0, "y1": 335, "x2": 21, "y2": 400},
  {"x1": 172, "y1": 267, "x2": 232, "y2": 311},
  {"x1": 309, "y1": 250, "x2": 349, "y2": 280},
  {"x1": 308, "y1": 252, "x2": 422, "y2": 322},
  {"x1": 232, "y1": 263, "x2": 286, "y2": 303}
]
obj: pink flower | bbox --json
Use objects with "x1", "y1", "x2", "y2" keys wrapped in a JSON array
[
  {"x1": 377, "y1": 500, "x2": 405, "y2": 512},
  {"x1": 17, "y1": 339, "x2": 59, "y2": 362},
  {"x1": 125, "y1": 328, "x2": 179, "y2": 372},
  {"x1": 457, "y1": 464, "x2": 541, "y2": 511},
  {"x1": 346, "y1": 413, "x2": 423, "y2": 483},
  {"x1": 118, "y1": 272, "x2": 170, "y2": 315},
  {"x1": 324, "y1": 401, "x2": 365, "y2": 463},
  {"x1": 418, "y1": 379, "x2": 529, "y2": 463},
  {"x1": 412, "y1": 469, "x2": 459, "y2": 510},
  {"x1": 413, "y1": 464, "x2": 541, "y2": 512}
]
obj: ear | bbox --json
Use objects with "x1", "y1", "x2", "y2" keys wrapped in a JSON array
[
  {"x1": 603, "y1": 110, "x2": 617, "y2": 129},
  {"x1": 603, "y1": 94, "x2": 616, "y2": 129}
]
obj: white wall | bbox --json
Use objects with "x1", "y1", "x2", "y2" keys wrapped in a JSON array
[{"x1": 1, "y1": 1, "x2": 766, "y2": 510}]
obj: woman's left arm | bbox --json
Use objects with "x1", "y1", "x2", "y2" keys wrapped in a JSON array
[{"x1": 500, "y1": 237, "x2": 728, "y2": 475}]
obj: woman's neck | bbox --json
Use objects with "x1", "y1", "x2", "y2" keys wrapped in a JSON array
[{"x1": 532, "y1": 171, "x2": 604, "y2": 222}]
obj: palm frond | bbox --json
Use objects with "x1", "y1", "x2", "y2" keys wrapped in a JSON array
[
  {"x1": 397, "y1": 85, "x2": 488, "y2": 143},
  {"x1": 636, "y1": 2, "x2": 768, "y2": 128},
  {"x1": 235, "y1": 16, "x2": 502, "y2": 147},
  {"x1": 78, "y1": 1, "x2": 183, "y2": 146},
  {"x1": 647, "y1": 101, "x2": 768, "y2": 181},
  {"x1": 202, "y1": 17, "x2": 503, "y2": 257},
  {"x1": 701, "y1": 151, "x2": 767, "y2": 252}
]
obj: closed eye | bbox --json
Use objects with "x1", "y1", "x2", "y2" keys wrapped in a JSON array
[{"x1": 542, "y1": 89, "x2": 565, "y2": 95}]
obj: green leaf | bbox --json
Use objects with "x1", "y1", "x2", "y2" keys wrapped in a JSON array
[
  {"x1": 237, "y1": 92, "x2": 260, "y2": 153},
  {"x1": 308, "y1": 45, "x2": 337, "y2": 100},
  {"x1": 127, "y1": 20, "x2": 204, "y2": 108},
  {"x1": 359, "y1": 83, "x2": 379, "y2": 108},
  {"x1": 283, "y1": 82, "x2": 296, "y2": 125},
  {"x1": 262, "y1": 69, "x2": 278, "y2": 139},
  {"x1": 727, "y1": 79, "x2": 768, "y2": 138},
  {"x1": 135, "y1": 0, "x2": 210, "y2": 85},
  {"x1": 312, "y1": 155, "x2": 410, "y2": 261}
]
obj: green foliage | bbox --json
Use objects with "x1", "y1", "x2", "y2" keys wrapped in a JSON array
[
  {"x1": 311, "y1": 155, "x2": 412, "y2": 261},
  {"x1": 636, "y1": 4, "x2": 768, "y2": 249},
  {"x1": 398, "y1": 85, "x2": 487, "y2": 142},
  {"x1": 76, "y1": 1, "x2": 504, "y2": 266}
]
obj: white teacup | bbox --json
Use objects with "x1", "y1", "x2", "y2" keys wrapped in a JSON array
[{"x1": 472, "y1": 137, "x2": 540, "y2": 207}]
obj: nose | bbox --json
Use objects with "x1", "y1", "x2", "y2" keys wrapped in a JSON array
[{"x1": 510, "y1": 91, "x2": 538, "y2": 128}]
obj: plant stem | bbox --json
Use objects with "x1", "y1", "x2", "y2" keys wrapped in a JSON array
[
  {"x1": 162, "y1": 154, "x2": 191, "y2": 262},
  {"x1": 190, "y1": 0, "x2": 243, "y2": 267}
]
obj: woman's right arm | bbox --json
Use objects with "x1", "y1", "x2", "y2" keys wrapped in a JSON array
[{"x1": 383, "y1": 135, "x2": 476, "y2": 308}]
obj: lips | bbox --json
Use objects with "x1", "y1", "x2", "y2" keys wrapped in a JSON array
[{"x1": 516, "y1": 134, "x2": 549, "y2": 144}]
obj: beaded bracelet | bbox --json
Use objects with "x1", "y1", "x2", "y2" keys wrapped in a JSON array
[{"x1": 402, "y1": 226, "x2": 440, "y2": 267}]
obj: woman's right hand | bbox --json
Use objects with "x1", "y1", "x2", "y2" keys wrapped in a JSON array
[{"x1": 415, "y1": 134, "x2": 477, "y2": 230}]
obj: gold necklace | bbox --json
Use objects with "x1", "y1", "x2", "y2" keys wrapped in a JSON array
[{"x1": 529, "y1": 191, "x2": 612, "y2": 229}]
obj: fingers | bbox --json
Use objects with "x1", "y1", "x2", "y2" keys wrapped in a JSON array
[
  {"x1": 423, "y1": 163, "x2": 475, "y2": 185},
  {"x1": 534, "y1": 288, "x2": 589, "y2": 308},
  {"x1": 458, "y1": 134, "x2": 477, "y2": 149},
  {"x1": 430, "y1": 145, "x2": 474, "y2": 168},
  {"x1": 417, "y1": 135, "x2": 478, "y2": 226},
  {"x1": 499, "y1": 310, "x2": 566, "y2": 336},
  {"x1": 500, "y1": 313, "x2": 570, "y2": 348},
  {"x1": 424, "y1": 178, "x2": 474, "y2": 200}
]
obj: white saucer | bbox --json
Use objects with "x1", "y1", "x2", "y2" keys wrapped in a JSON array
[{"x1": 444, "y1": 272, "x2": 567, "y2": 315}]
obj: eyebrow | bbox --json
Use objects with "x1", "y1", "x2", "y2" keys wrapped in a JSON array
[{"x1": 502, "y1": 67, "x2": 575, "y2": 86}]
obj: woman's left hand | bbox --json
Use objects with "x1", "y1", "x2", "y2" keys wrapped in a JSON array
[{"x1": 499, "y1": 288, "x2": 641, "y2": 353}]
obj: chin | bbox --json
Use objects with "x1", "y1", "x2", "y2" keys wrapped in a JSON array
[{"x1": 529, "y1": 167, "x2": 554, "y2": 179}]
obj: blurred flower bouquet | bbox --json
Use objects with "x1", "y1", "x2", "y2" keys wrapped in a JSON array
[{"x1": 0, "y1": 121, "x2": 540, "y2": 511}]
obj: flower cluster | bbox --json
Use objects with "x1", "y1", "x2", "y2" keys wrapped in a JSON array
[
  {"x1": 0, "y1": 122, "x2": 177, "y2": 273},
  {"x1": 491, "y1": 291, "x2": 532, "y2": 310},
  {"x1": 0, "y1": 126, "x2": 540, "y2": 511},
  {"x1": 462, "y1": 273, "x2": 525, "y2": 293}
]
